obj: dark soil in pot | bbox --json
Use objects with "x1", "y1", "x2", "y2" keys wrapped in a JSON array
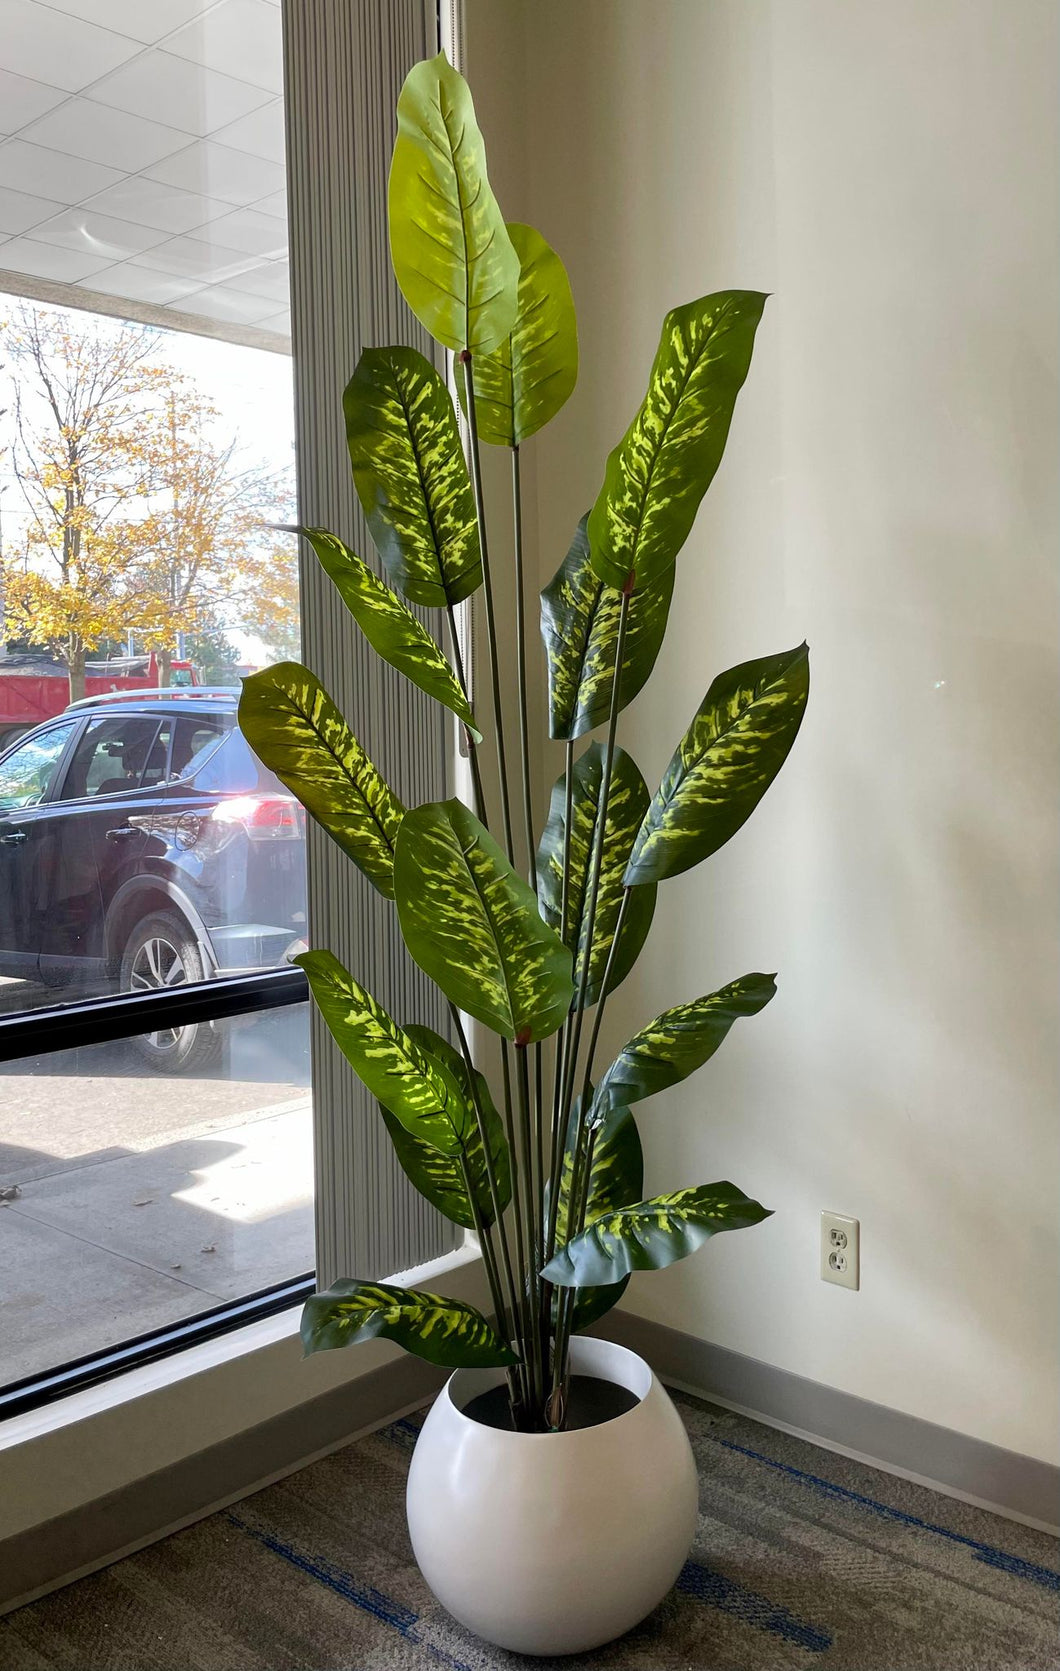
[{"x1": 463, "y1": 1375, "x2": 639, "y2": 1432}]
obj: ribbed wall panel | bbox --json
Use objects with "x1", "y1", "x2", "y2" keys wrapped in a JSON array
[{"x1": 281, "y1": 0, "x2": 459, "y2": 1286}]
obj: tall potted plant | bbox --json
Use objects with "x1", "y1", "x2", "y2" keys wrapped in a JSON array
[{"x1": 240, "y1": 51, "x2": 809, "y2": 1658}]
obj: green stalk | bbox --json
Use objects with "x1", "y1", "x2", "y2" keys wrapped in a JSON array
[
  {"x1": 499, "y1": 1035, "x2": 535, "y2": 1397},
  {"x1": 458, "y1": 1150, "x2": 525, "y2": 1420},
  {"x1": 515, "y1": 1042, "x2": 544, "y2": 1420},
  {"x1": 460, "y1": 352, "x2": 515, "y2": 864},
  {"x1": 511, "y1": 445, "x2": 536, "y2": 889},
  {"x1": 544, "y1": 739, "x2": 576, "y2": 1262}
]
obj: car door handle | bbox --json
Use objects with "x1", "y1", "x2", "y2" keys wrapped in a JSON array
[
  {"x1": 105, "y1": 825, "x2": 138, "y2": 842},
  {"x1": 0, "y1": 831, "x2": 27, "y2": 845}
]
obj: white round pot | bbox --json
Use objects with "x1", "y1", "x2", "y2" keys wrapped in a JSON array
[{"x1": 406, "y1": 1335, "x2": 698, "y2": 1657}]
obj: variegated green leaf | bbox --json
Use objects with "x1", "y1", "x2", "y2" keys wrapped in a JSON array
[
  {"x1": 295, "y1": 950, "x2": 471, "y2": 1154},
  {"x1": 302, "y1": 1279, "x2": 516, "y2": 1367},
  {"x1": 344, "y1": 346, "x2": 481, "y2": 608},
  {"x1": 537, "y1": 742, "x2": 656, "y2": 1008},
  {"x1": 587, "y1": 291, "x2": 767, "y2": 591},
  {"x1": 547, "y1": 1099, "x2": 643, "y2": 1331},
  {"x1": 592, "y1": 975, "x2": 777, "y2": 1122},
  {"x1": 380, "y1": 1023, "x2": 511, "y2": 1228},
  {"x1": 457, "y1": 222, "x2": 578, "y2": 447},
  {"x1": 540, "y1": 513, "x2": 675, "y2": 740},
  {"x1": 542, "y1": 1182, "x2": 772, "y2": 1287},
  {"x1": 388, "y1": 52, "x2": 519, "y2": 356},
  {"x1": 303, "y1": 527, "x2": 480, "y2": 741},
  {"x1": 239, "y1": 662, "x2": 403, "y2": 898},
  {"x1": 395, "y1": 798, "x2": 574, "y2": 1043},
  {"x1": 625, "y1": 644, "x2": 809, "y2": 886}
]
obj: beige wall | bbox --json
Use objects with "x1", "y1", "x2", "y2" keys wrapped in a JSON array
[{"x1": 467, "y1": 0, "x2": 1059, "y2": 1463}]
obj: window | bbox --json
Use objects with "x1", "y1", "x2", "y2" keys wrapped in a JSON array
[
  {"x1": 0, "y1": 0, "x2": 310, "y2": 1408},
  {"x1": 0, "y1": 721, "x2": 78, "y2": 809}
]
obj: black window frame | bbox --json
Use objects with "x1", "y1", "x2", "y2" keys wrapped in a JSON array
[{"x1": 0, "y1": 965, "x2": 312, "y2": 1421}]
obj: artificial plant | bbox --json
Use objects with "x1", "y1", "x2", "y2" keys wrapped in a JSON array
[{"x1": 240, "y1": 51, "x2": 809, "y2": 1432}]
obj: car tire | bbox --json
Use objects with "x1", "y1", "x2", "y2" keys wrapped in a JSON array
[{"x1": 120, "y1": 910, "x2": 223, "y2": 1074}]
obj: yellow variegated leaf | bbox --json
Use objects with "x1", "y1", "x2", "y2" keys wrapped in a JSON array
[
  {"x1": 458, "y1": 222, "x2": 578, "y2": 446},
  {"x1": 626, "y1": 644, "x2": 810, "y2": 886},
  {"x1": 588, "y1": 291, "x2": 767, "y2": 591},
  {"x1": 395, "y1": 798, "x2": 574, "y2": 1043},
  {"x1": 296, "y1": 950, "x2": 471, "y2": 1154},
  {"x1": 302, "y1": 1279, "x2": 516, "y2": 1367},
  {"x1": 537, "y1": 742, "x2": 656, "y2": 1008},
  {"x1": 344, "y1": 346, "x2": 481, "y2": 608},
  {"x1": 239, "y1": 662, "x2": 403, "y2": 898},
  {"x1": 543, "y1": 1183, "x2": 772, "y2": 1287},
  {"x1": 540, "y1": 513, "x2": 674, "y2": 741},
  {"x1": 388, "y1": 52, "x2": 519, "y2": 356}
]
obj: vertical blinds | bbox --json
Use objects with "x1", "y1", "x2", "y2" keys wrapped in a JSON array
[{"x1": 281, "y1": 0, "x2": 461, "y2": 1286}]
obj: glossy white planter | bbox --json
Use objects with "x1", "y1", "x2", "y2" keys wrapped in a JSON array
[{"x1": 406, "y1": 1336, "x2": 698, "y2": 1657}]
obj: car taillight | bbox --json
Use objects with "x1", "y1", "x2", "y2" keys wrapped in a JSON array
[{"x1": 211, "y1": 795, "x2": 303, "y2": 840}]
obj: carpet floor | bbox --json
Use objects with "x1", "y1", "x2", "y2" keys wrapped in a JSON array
[{"x1": 1, "y1": 1392, "x2": 1057, "y2": 1671}]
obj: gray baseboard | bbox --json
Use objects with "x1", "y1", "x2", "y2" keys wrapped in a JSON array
[
  {"x1": 0, "y1": 1351, "x2": 446, "y2": 1617},
  {"x1": 597, "y1": 1310, "x2": 1059, "y2": 1533}
]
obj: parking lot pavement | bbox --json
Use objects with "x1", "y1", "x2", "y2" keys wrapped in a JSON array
[{"x1": 0, "y1": 1004, "x2": 315, "y2": 1388}]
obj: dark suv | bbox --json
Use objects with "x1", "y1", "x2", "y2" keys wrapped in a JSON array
[{"x1": 0, "y1": 689, "x2": 307, "y2": 1070}]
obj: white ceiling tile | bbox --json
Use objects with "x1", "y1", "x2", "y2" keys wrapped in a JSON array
[
  {"x1": 42, "y1": 0, "x2": 213, "y2": 47},
  {"x1": 87, "y1": 261, "x2": 203, "y2": 305},
  {"x1": 211, "y1": 98, "x2": 284, "y2": 164},
  {"x1": 32, "y1": 206, "x2": 169, "y2": 259},
  {"x1": 0, "y1": 233, "x2": 111, "y2": 281},
  {"x1": 0, "y1": 138, "x2": 121, "y2": 202},
  {"x1": 257, "y1": 308, "x2": 290, "y2": 337},
  {"x1": 21, "y1": 99, "x2": 191, "y2": 171},
  {"x1": 205, "y1": 205, "x2": 285, "y2": 256},
  {"x1": 255, "y1": 187, "x2": 286, "y2": 220},
  {"x1": 0, "y1": 0, "x2": 140, "y2": 92},
  {"x1": 0, "y1": 68, "x2": 67, "y2": 135},
  {"x1": 90, "y1": 48, "x2": 271, "y2": 137},
  {"x1": 181, "y1": 281, "x2": 277, "y2": 325},
  {"x1": 144, "y1": 139, "x2": 283, "y2": 206},
  {"x1": 165, "y1": 1, "x2": 283, "y2": 94},
  {"x1": 0, "y1": 183, "x2": 61, "y2": 234},
  {"x1": 228, "y1": 257, "x2": 287, "y2": 300},
  {"x1": 82, "y1": 176, "x2": 231, "y2": 234},
  {"x1": 130, "y1": 232, "x2": 262, "y2": 282}
]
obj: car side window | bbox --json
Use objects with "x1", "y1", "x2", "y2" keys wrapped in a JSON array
[
  {"x1": 57, "y1": 715, "x2": 167, "y2": 802},
  {"x1": 167, "y1": 716, "x2": 233, "y2": 783},
  {"x1": 0, "y1": 721, "x2": 79, "y2": 810}
]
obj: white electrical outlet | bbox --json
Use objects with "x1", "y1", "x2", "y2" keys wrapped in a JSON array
[{"x1": 821, "y1": 1211, "x2": 859, "y2": 1290}]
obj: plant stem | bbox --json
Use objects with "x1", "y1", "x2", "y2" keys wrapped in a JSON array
[
  {"x1": 499, "y1": 1035, "x2": 535, "y2": 1394},
  {"x1": 579, "y1": 885, "x2": 631, "y2": 1106},
  {"x1": 544, "y1": 739, "x2": 576, "y2": 1263},
  {"x1": 458, "y1": 1151, "x2": 525, "y2": 1419},
  {"x1": 445, "y1": 599, "x2": 489, "y2": 827},
  {"x1": 515, "y1": 1041, "x2": 544, "y2": 1419},
  {"x1": 460, "y1": 352, "x2": 515, "y2": 864},
  {"x1": 511, "y1": 445, "x2": 536, "y2": 889}
]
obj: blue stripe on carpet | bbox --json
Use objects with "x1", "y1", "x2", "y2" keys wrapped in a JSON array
[
  {"x1": 225, "y1": 1512, "x2": 473, "y2": 1670},
  {"x1": 715, "y1": 1438, "x2": 1060, "y2": 1593},
  {"x1": 677, "y1": 1559, "x2": 831, "y2": 1652}
]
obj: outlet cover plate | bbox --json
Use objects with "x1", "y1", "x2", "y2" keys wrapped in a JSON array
[{"x1": 821, "y1": 1210, "x2": 859, "y2": 1290}]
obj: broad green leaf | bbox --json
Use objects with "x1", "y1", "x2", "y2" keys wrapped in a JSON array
[
  {"x1": 547, "y1": 1099, "x2": 643, "y2": 1332},
  {"x1": 395, "y1": 798, "x2": 574, "y2": 1043},
  {"x1": 457, "y1": 222, "x2": 578, "y2": 446},
  {"x1": 540, "y1": 513, "x2": 675, "y2": 740},
  {"x1": 303, "y1": 527, "x2": 480, "y2": 741},
  {"x1": 239, "y1": 662, "x2": 403, "y2": 898},
  {"x1": 587, "y1": 291, "x2": 767, "y2": 591},
  {"x1": 537, "y1": 742, "x2": 656, "y2": 1008},
  {"x1": 344, "y1": 346, "x2": 481, "y2": 608},
  {"x1": 385, "y1": 1023, "x2": 512, "y2": 1228},
  {"x1": 542, "y1": 1182, "x2": 772, "y2": 1287},
  {"x1": 625, "y1": 644, "x2": 809, "y2": 886},
  {"x1": 295, "y1": 950, "x2": 471, "y2": 1154},
  {"x1": 302, "y1": 1279, "x2": 516, "y2": 1367},
  {"x1": 388, "y1": 52, "x2": 519, "y2": 356},
  {"x1": 592, "y1": 974, "x2": 777, "y2": 1121}
]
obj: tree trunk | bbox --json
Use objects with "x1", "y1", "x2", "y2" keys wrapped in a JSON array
[
  {"x1": 67, "y1": 640, "x2": 86, "y2": 704},
  {"x1": 159, "y1": 646, "x2": 172, "y2": 687}
]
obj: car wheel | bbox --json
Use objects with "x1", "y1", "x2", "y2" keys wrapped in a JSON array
[{"x1": 120, "y1": 910, "x2": 223, "y2": 1074}]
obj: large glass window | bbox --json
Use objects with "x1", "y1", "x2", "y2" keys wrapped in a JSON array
[{"x1": 0, "y1": 0, "x2": 311, "y2": 1403}]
